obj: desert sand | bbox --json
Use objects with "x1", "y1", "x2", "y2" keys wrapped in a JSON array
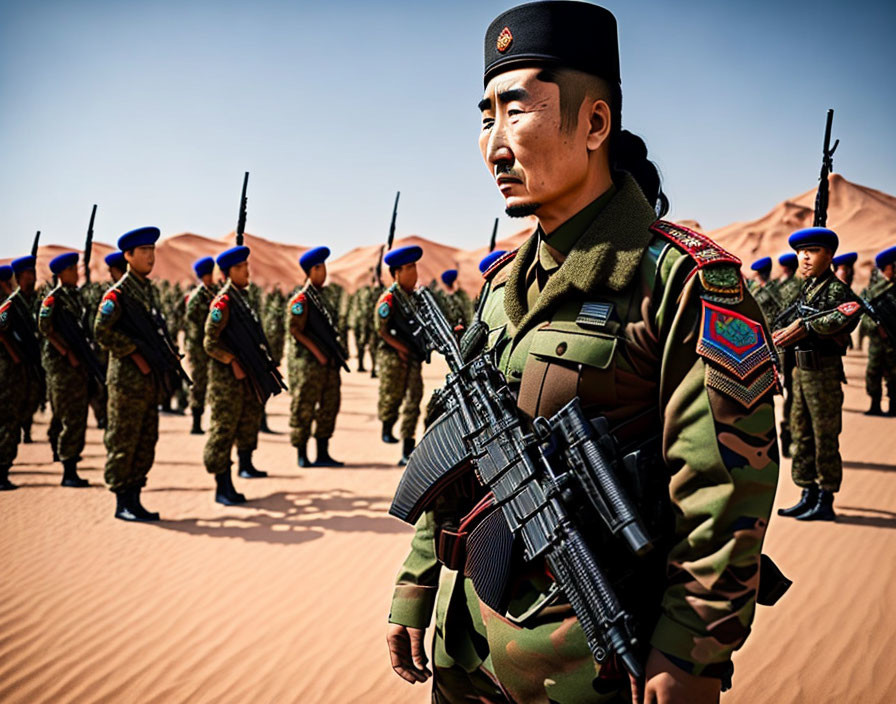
[{"x1": 1, "y1": 342, "x2": 895, "y2": 704}]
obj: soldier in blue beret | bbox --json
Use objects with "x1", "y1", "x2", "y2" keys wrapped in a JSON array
[
  {"x1": 184, "y1": 257, "x2": 218, "y2": 435},
  {"x1": 859, "y1": 246, "x2": 896, "y2": 416},
  {"x1": 375, "y1": 246, "x2": 426, "y2": 465},
  {"x1": 748, "y1": 256, "x2": 782, "y2": 324},
  {"x1": 833, "y1": 251, "x2": 858, "y2": 288},
  {"x1": 773, "y1": 227, "x2": 861, "y2": 521},
  {"x1": 104, "y1": 251, "x2": 127, "y2": 282},
  {"x1": 94, "y1": 226, "x2": 184, "y2": 521},
  {"x1": 388, "y1": 3, "x2": 783, "y2": 701},
  {"x1": 9, "y1": 254, "x2": 45, "y2": 444},
  {"x1": 203, "y1": 246, "x2": 285, "y2": 504},
  {"x1": 287, "y1": 247, "x2": 349, "y2": 467},
  {"x1": 773, "y1": 251, "x2": 803, "y2": 456},
  {"x1": 434, "y1": 269, "x2": 474, "y2": 330},
  {"x1": 38, "y1": 252, "x2": 103, "y2": 487}
]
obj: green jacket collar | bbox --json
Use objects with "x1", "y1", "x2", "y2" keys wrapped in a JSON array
[{"x1": 504, "y1": 172, "x2": 657, "y2": 331}]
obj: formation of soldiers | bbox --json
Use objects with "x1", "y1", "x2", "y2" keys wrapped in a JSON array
[{"x1": 0, "y1": 228, "x2": 482, "y2": 502}]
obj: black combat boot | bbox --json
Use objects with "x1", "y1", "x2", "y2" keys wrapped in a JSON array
[
  {"x1": 357, "y1": 356, "x2": 366, "y2": 372},
  {"x1": 114, "y1": 488, "x2": 159, "y2": 521},
  {"x1": 52, "y1": 447, "x2": 60, "y2": 462},
  {"x1": 237, "y1": 449, "x2": 267, "y2": 478},
  {"x1": 215, "y1": 470, "x2": 247, "y2": 506},
  {"x1": 777, "y1": 485, "x2": 819, "y2": 518},
  {"x1": 796, "y1": 489, "x2": 836, "y2": 522},
  {"x1": 297, "y1": 443, "x2": 311, "y2": 467},
  {"x1": 61, "y1": 459, "x2": 89, "y2": 488},
  {"x1": 259, "y1": 410, "x2": 274, "y2": 434},
  {"x1": 865, "y1": 397, "x2": 884, "y2": 416},
  {"x1": 314, "y1": 438, "x2": 344, "y2": 467},
  {"x1": 22, "y1": 422, "x2": 32, "y2": 444},
  {"x1": 0, "y1": 464, "x2": 17, "y2": 491},
  {"x1": 190, "y1": 408, "x2": 204, "y2": 435},
  {"x1": 382, "y1": 422, "x2": 399, "y2": 444},
  {"x1": 398, "y1": 438, "x2": 415, "y2": 467}
]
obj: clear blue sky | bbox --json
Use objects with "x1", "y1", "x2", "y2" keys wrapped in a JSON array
[{"x1": 2, "y1": 0, "x2": 894, "y2": 259}]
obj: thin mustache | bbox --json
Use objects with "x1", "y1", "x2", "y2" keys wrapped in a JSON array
[{"x1": 494, "y1": 164, "x2": 522, "y2": 181}]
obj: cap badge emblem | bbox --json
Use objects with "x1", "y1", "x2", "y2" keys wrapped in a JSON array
[{"x1": 496, "y1": 27, "x2": 513, "y2": 53}]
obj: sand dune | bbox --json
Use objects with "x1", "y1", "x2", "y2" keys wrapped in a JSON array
[{"x1": 1, "y1": 345, "x2": 895, "y2": 703}]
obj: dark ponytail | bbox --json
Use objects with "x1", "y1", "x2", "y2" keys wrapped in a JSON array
[{"x1": 607, "y1": 83, "x2": 669, "y2": 217}]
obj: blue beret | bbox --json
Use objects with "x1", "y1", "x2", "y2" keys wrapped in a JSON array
[
  {"x1": 788, "y1": 227, "x2": 838, "y2": 253},
  {"x1": 216, "y1": 245, "x2": 250, "y2": 272},
  {"x1": 11, "y1": 256, "x2": 36, "y2": 274},
  {"x1": 193, "y1": 256, "x2": 215, "y2": 278},
  {"x1": 441, "y1": 269, "x2": 458, "y2": 286},
  {"x1": 875, "y1": 246, "x2": 896, "y2": 270},
  {"x1": 299, "y1": 246, "x2": 331, "y2": 273},
  {"x1": 832, "y1": 251, "x2": 858, "y2": 268},
  {"x1": 0, "y1": 265, "x2": 13, "y2": 282},
  {"x1": 778, "y1": 253, "x2": 798, "y2": 270},
  {"x1": 49, "y1": 252, "x2": 79, "y2": 275},
  {"x1": 105, "y1": 251, "x2": 127, "y2": 270},
  {"x1": 750, "y1": 257, "x2": 772, "y2": 273},
  {"x1": 479, "y1": 250, "x2": 507, "y2": 273},
  {"x1": 384, "y1": 246, "x2": 423, "y2": 268},
  {"x1": 118, "y1": 226, "x2": 160, "y2": 252}
]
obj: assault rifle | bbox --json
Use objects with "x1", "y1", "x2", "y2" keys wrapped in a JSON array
[
  {"x1": 83, "y1": 205, "x2": 97, "y2": 285},
  {"x1": 375, "y1": 191, "x2": 400, "y2": 286},
  {"x1": 388, "y1": 285, "x2": 431, "y2": 363},
  {"x1": 488, "y1": 217, "x2": 498, "y2": 253},
  {"x1": 222, "y1": 288, "x2": 287, "y2": 403},
  {"x1": 390, "y1": 287, "x2": 651, "y2": 679},
  {"x1": 115, "y1": 293, "x2": 191, "y2": 396},
  {"x1": 301, "y1": 285, "x2": 350, "y2": 372},
  {"x1": 813, "y1": 109, "x2": 839, "y2": 228},
  {"x1": 50, "y1": 296, "x2": 106, "y2": 386},
  {"x1": 31, "y1": 230, "x2": 40, "y2": 258},
  {"x1": 236, "y1": 172, "x2": 249, "y2": 246}
]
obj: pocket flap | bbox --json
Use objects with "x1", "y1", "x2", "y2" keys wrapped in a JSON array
[{"x1": 529, "y1": 325, "x2": 617, "y2": 370}]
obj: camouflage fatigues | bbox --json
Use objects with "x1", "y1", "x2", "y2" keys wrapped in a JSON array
[
  {"x1": 94, "y1": 272, "x2": 164, "y2": 493},
  {"x1": 774, "y1": 274, "x2": 802, "y2": 451},
  {"x1": 185, "y1": 282, "x2": 216, "y2": 411},
  {"x1": 0, "y1": 296, "x2": 31, "y2": 467},
  {"x1": 287, "y1": 284, "x2": 342, "y2": 446},
  {"x1": 747, "y1": 279, "x2": 781, "y2": 327},
  {"x1": 202, "y1": 280, "x2": 263, "y2": 475},
  {"x1": 37, "y1": 284, "x2": 89, "y2": 462},
  {"x1": 783, "y1": 270, "x2": 862, "y2": 492},
  {"x1": 263, "y1": 287, "x2": 286, "y2": 367},
  {"x1": 861, "y1": 276, "x2": 896, "y2": 401},
  {"x1": 390, "y1": 177, "x2": 779, "y2": 701},
  {"x1": 375, "y1": 283, "x2": 424, "y2": 440},
  {"x1": 19, "y1": 288, "x2": 45, "y2": 437},
  {"x1": 80, "y1": 281, "x2": 109, "y2": 424},
  {"x1": 348, "y1": 283, "x2": 381, "y2": 371}
]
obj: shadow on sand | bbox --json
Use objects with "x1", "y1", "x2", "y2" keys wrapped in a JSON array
[
  {"x1": 151, "y1": 489, "x2": 409, "y2": 545},
  {"x1": 835, "y1": 506, "x2": 896, "y2": 529}
]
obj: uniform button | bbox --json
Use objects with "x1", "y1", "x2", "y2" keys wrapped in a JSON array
[{"x1": 556, "y1": 342, "x2": 567, "y2": 356}]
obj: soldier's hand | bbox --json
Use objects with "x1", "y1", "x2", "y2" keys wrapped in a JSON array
[
  {"x1": 771, "y1": 319, "x2": 807, "y2": 348},
  {"x1": 386, "y1": 623, "x2": 432, "y2": 684},
  {"x1": 634, "y1": 648, "x2": 720, "y2": 704},
  {"x1": 67, "y1": 349, "x2": 81, "y2": 368},
  {"x1": 231, "y1": 359, "x2": 247, "y2": 380},
  {"x1": 314, "y1": 351, "x2": 329, "y2": 367},
  {"x1": 397, "y1": 348, "x2": 410, "y2": 364},
  {"x1": 132, "y1": 352, "x2": 151, "y2": 375}
]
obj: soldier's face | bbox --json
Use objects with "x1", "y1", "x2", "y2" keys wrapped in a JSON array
[
  {"x1": 201, "y1": 274, "x2": 213, "y2": 286},
  {"x1": 798, "y1": 247, "x2": 833, "y2": 278},
  {"x1": 229, "y1": 261, "x2": 250, "y2": 287},
  {"x1": 0, "y1": 280, "x2": 12, "y2": 296},
  {"x1": 834, "y1": 264, "x2": 853, "y2": 286},
  {"x1": 478, "y1": 67, "x2": 610, "y2": 226},
  {"x1": 58, "y1": 264, "x2": 79, "y2": 286},
  {"x1": 395, "y1": 262, "x2": 417, "y2": 292},
  {"x1": 883, "y1": 264, "x2": 895, "y2": 281},
  {"x1": 17, "y1": 270, "x2": 35, "y2": 292},
  {"x1": 309, "y1": 263, "x2": 327, "y2": 287},
  {"x1": 125, "y1": 245, "x2": 155, "y2": 276},
  {"x1": 108, "y1": 266, "x2": 124, "y2": 282}
]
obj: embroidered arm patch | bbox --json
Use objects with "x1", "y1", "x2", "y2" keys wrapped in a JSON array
[
  {"x1": 291, "y1": 293, "x2": 306, "y2": 316},
  {"x1": 39, "y1": 296, "x2": 55, "y2": 318},
  {"x1": 378, "y1": 293, "x2": 393, "y2": 319},
  {"x1": 696, "y1": 301, "x2": 775, "y2": 408},
  {"x1": 99, "y1": 290, "x2": 117, "y2": 318}
]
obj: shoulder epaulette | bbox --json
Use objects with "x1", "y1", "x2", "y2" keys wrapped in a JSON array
[
  {"x1": 650, "y1": 220, "x2": 743, "y2": 302},
  {"x1": 483, "y1": 249, "x2": 519, "y2": 279}
]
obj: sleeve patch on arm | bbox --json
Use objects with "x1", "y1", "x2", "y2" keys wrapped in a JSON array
[
  {"x1": 210, "y1": 307, "x2": 223, "y2": 322},
  {"x1": 838, "y1": 301, "x2": 861, "y2": 316},
  {"x1": 378, "y1": 293, "x2": 393, "y2": 319},
  {"x1": 697, "y1": 301, "x2": 775, "y2": 407},
  {"x1": 291, "y1": 293, "x2": 306, "y2": 316},
  {"x1": 39, "y1": 296, "x2": 55, "y2": 317},
  {"x1": 99, "y1": 297, "x2": 117, "y2": 317}
]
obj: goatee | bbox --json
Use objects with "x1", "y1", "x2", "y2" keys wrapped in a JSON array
[{"x1": 505, "y1": 203, "x2": 541, "y2": 218}]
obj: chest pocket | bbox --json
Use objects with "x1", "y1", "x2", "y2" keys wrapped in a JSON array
[{"x1": 518, "y1": 322, "x2": 619, "y2": 419}]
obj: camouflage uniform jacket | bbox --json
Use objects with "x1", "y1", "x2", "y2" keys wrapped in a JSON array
[
  {"x1": 185, "y1": 283, "x2": 216, "y2": 354},
  {"x1": 93, "y1": 271, "x2": 165, "y2": 397},
  {"x1": 390, "y1": 174, "x2": 779, "y2": 677},
  {"x1": 860, "y1": 276, "x2": 895, "y2": 347},
  {"x1": 1, "y1": 287, "x2": 43, "y2": 384},
  {"x1": 37, "y1": 283, "x2": 86, "y2": 371},
  {"x1": 786, "y1": 270, "x2": 862, "y2": 361}
]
